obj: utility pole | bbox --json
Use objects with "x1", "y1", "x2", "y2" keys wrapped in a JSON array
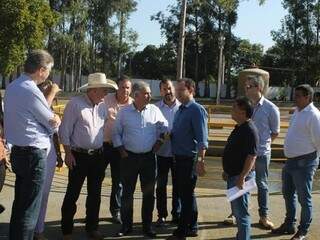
[
  {"x1": 216, "y1": 34, "x2": 225, "y2": 104},
  {"x1": 176, "y1": 0, "x2": 187, "y2": 80}
]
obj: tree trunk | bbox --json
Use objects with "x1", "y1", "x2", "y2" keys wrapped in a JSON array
[
  {"x1": 117, "y1": 11, "x2": 125, "y2": 78},
  {"x1": 176, "y1": 0, "x2": 187, "y2": 80}
]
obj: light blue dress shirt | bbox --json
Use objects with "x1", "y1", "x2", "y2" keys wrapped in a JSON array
[
  {"x1": 155, "y1": 99, "x2": 180, "y2": 157},
  {"x1": 4, "y1": 74, "x2": 55, "y2": 149},
  {"x1": 171, "y1": 99, "x2": 208, "y2": 157},
  {"x1": 112, "y1": 103, "x2": 168, "y2": 153},
  {"x1": 252, "y1": 96, "x2": 280, "y2": 156}
]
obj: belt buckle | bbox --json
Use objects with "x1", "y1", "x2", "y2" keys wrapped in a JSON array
[{"x1": 88, "y1": 149, "x2": 95, "y2": 155}]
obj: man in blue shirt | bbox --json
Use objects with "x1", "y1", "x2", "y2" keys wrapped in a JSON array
[
  {"x1": 4, "y1": 49, "x2": 60, "y2": 240},
  {"x1": 113, "y1": 81, "x2": 168, "y2": 238},
  {"x1": 155, "y1": 79, "x2": 181, "y2": 226},
  {"x1": 169, "y1": 78, "x2": 208, "y2": 239}
]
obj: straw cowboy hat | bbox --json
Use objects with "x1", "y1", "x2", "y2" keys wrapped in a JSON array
[{"x1": 78, "y1": 73, "x2": 118, "y2": 91}]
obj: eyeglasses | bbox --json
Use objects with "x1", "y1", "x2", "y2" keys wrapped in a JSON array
[{"x1": 245, "y1": 85, "x2": 256, "y2": 90}]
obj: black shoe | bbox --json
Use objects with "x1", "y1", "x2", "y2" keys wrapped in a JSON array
[
  {"x1": 156, "y1": 217, "x2": 166, "y2": 227},
  {"x1": 272, "y1": 223, "x2": 296, "y2": 235},
  {"x1": 166, "y1": 235, "x2": 186, "y2": 240},
  {"x1": 111, "y1": 212, "x2": 122, "y2": 224},
  {"x1": 171, "y1": 216, "x2": 179, "y2": 225},
  {"x1": 0, "y1": 204, "x2": 5, "y2": 214},
  {"x1": 116, "y1": 227, "x2": 132, "y2": 237},
  {"x1": 290, "y1": 231, "x2": 307, "y2": 240},
  {"x1": 186, "y1": 229, "x2": 198, "y2": 237},
  {"x1": 172, "y1": 229, "x2": 186, "y2": 238},
  {"x1": 143, "y1": 228, "x2": 156, "y2": 238}
]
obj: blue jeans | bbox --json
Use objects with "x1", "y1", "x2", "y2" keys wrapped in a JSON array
[
  {"x1": 156, "y1": 156, "x2": 181, "y2": 219},
  {"x1": 9, "y1": 146, "x2": 47, "y2": 240},
  {"x1": 227, "y1": 171, "x2": 255, "y2": 240},
  {"x1": 174, "y1": 155, "x2": 198, "y2": 236},
  {"x1": 282, "y1": 157, "x2": 319, "y2": 234},
  {"x1": 255, "y1": 154, "x2": 271, "y2": 217}
]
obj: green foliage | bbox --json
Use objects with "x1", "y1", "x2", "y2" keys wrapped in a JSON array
[
  {"x1": 261, "y1": 0, "x2": 320, "y2": 86},
  {"x1": 0, "y1": 0, "x2": 57, "y2": 76}
]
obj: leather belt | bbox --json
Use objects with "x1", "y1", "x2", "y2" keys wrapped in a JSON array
[
  {"x1": 71, "y1": 147, "x2": 103, "y2": 156},
  {"x1": 287, "y1": 151, "x2": 317, "y2": 161},
  {"x1": 12, "y1": 145, "x2": 44, "y2": 151}
]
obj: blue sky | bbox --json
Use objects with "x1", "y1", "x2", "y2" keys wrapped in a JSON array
[{"x1": 127, "y1": 0, "x2": 286, "y2": 51}]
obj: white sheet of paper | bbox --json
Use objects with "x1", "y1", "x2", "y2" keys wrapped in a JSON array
[{"x1": 226, "y1": 178, "x2": 257, "y2": 202}]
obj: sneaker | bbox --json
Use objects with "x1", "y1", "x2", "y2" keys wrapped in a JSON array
[
  {"x1": 290, "y1": 231, "x2": 307, "y2": 240},
  {"x1": 111, "y1": 212, "x2": 122, "y2": 224},
  {"x1": 156, "y1": 217, "x2": 166, "y2": 227},
  {"x1": 223, "y1": 213, "x2": 236, "y2": 225},
  {"x1": 259, "y1": 216, "x2": 274, "y2": 230},
  {"x1": 271, "y1": 223, "x2": 296, "y2": 235}
]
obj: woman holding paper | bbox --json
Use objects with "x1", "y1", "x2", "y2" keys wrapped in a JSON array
[{"x1": 222, "y1": 97, "x2": 259, "y2": 240}]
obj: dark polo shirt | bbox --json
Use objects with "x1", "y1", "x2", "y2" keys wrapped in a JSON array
[{"x1": 222, "y1": 120, "x2": 259, "y2": 177}]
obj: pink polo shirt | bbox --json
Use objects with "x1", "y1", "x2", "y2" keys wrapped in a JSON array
[{"x1": 103, "y1": 93, "x2": 133, "y2": 143}]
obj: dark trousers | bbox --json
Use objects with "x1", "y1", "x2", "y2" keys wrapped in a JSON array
[
  {"x1": 120, "y1": 151, "x2": 156, "y2": 229},
  {"x1": 0, "y1": 160, "x2": 5, "y2": 192},
  {"x1": 61, "y1": 151, "x2": 107, "y2": 234},
  {"x1": 103, "y1": 142, "x2": 122, "y2": 216},
  {"x1": 156, "y1": 155, "x2": 180, "y2": 219},
  {"x1": 175, "y1": 155, "x2": 198, "y2": 236},
  {"x1": 9, "y1": 146, "x2": 47, "y2": 240}
]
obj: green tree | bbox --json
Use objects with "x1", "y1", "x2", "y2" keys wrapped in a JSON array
[{"x1": 0, "y1": 0, "x2": 57, "y2": 80}]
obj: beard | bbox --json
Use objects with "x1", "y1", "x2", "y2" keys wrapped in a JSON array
[{"x1": 164, "y1": 94, "x2": 174, "y2": 102}]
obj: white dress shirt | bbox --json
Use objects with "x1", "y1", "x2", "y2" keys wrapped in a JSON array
[
  {"x1": 112, "y1": 103, "x2": 168, "y2": 153},
  {"x1": 284, "y1": 102, "x2": 320, "y2": 158},
  {"x1": 59, "y1": 95, "x2": 107, "y2": 149}
]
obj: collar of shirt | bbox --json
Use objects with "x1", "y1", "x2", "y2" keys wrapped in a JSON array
[
  {"x1": 84, "y1": 94, "x2": 95, "y2": 106},
  {"x1": 182, "y1": 99, "x2": 195, "y2": 108},
  {"x1": 114, "y1": 93, "x2": 133, "y2": 105},
  {"x1": 256, "y1": 96, "x2": 265, "y2": 107},
  {"x1": 159, "y1": 98, "x2": 178, "y2": 109},
  {"x1": 295, "y1": 102, "x2": 314, "y2": 113},
  {"x1": 130, "y1": 103, "x2": 150, "y2": 112}
]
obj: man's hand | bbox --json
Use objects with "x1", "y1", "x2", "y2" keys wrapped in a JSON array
[
  {"x1": 50, "y1": 83, "x2": 61, "y2": 94},
  {"x1": 119, "y1": 149, "x2": 128, "y2": 159},
  {"x1": 65, "y1": 152, "x2": 76, "y2": 170},
  {"x1": 196, "y1": 161, "x2": 206, "y2": 177},
  {"x1": 49, "y1": 114, "x2": 61, "y2": 128},
  {"x1": 222, "y1": 172, "x2": 228, "y2": 181},
  {"x1": 56, "y1": 154, "x2": 64, "y2": 168},
  {"x1": 236, "y1": 175, "x2": 245, "y2": 189},
  {"x1": 152, "y1": 140, "x2": 162, "y2": 153}
]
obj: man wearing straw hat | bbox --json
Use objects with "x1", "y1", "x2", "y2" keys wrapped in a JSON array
[{"x1": 59, "y1": 73, "x2": 118, "y2": 240}]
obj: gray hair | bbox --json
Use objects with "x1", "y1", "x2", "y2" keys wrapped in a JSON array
[
  {"x1": 132, "y1": 81, "x2": 150, "y2": 98},
  {"x1": 24, "y1": 49, "x2": 54, "y2": 74},
  {"x1": 247, "y1": 75, "x2": 265, "y2": 92}
]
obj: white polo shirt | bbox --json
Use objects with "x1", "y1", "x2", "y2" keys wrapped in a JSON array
[{"x1": 284, "y1": 103, "x2": 320, "y2": 158}]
